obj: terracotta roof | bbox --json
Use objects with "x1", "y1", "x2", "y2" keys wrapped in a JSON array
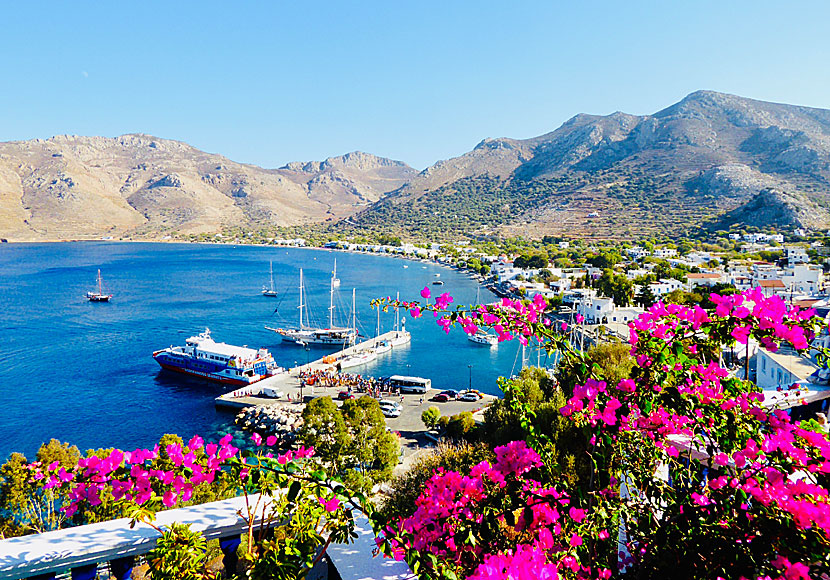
[
  {"x1": 758, "y1": 279, "x2": 786, "y2": 288},
  {"x1": 687, "y1": 273, "x2": 722, "y2": 279}
]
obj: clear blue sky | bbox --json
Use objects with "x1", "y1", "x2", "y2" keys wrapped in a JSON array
[{"x1": 1, "y1": 1, "x2": 828, "y2": 170}]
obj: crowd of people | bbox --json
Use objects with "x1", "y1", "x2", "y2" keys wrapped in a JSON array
[{"x1": 297, "y1": 368, "x2": 403, "y2": 398}]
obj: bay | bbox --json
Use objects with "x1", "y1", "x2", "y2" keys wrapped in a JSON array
[{"x1": 0, "y1": 242, "x2": 547, "y2": 460}]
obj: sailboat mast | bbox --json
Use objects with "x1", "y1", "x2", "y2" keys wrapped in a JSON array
[
  {"x1": 376, "y1": 306, "x2": 380, "y2": 339},
  {"x1": 298, "y1": 270, "x2": 304, "y2": 328},
  {"x1": 395, "y1": 291, "x2": 400, "y2": 332},
  {"x1": 97, "y1": 269, "x2": 102, "y2": 295},
  {"x1": 269, "y1": 261, "x2": 275, "y2": 292},
  {"x1": 329, "y1": 271, "x2": 335, "y2": 328},
  {"x1": 351, "y1": 288, "x2": 356, "y2": 330}
]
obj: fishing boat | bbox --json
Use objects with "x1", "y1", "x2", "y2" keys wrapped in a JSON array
[
  {"x1": 153, "y1": 328, "x2": 283, "y2": 386},
  {"x1": 262, "y1": 261, "x2": 278, "y2": 297},
  {"x1": 265, "y1": 269, "x2": 357, "y2": 346},
  {"x1": 86, "y1": 269, "x2": 113, "y2": 302},
  {"x1": 432, "y1": 280, "x2": 444, "y2": 286}
]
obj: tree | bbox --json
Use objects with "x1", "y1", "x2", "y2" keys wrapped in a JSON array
[
  {"x1": 635, "y1": 284, "x2": 657, "y2": 308},
  {"x1": 597, "y1": 269, "x2": 634, "y2": 306},
  {"x1": 341, "y1": 397, "x2": 400, "y2": 486},
  {"x1": 446, "y1": 412, "x2": 476, "y2": 440},
  {"x1": 421, "y1": 406, "x2": 441, "y2": 430},
  {"x1": 0, "y1": 440, "x2": 80, "y2": 535},
  {"x1": 300, "y1": 397, "x2": 348, "y2": 471}
]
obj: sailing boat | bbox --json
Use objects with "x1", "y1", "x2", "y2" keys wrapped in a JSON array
[
  {"x1": 85, "y1": 269, "x2": 112, "y2": 302},
  {"x1": 468, "y1": 286, "x2": 497, "y2": 346},
  {"x1": 389, "y1": 291, "x2": 411, "y2": 346},
  {"x1": 265, "y1": 269, "x2": 357, "y2": 346},
  {"x1": 331, "y1": 259, "x2": 340, "y2": 288},
  {"x1": 373, "y1": 306, "x2": 392, "y2": 354},
  {"x1": 262, "y1": 261, "x2": 278, "y2": 297}
]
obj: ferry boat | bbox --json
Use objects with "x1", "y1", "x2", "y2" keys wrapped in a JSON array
[
  {"x1": 153, "y1": 328, "x2": 282, "y2": 386},
  {"x1": 266, "y1": 269, "x2": 358, "y2": 346},
  {"x1": 86, "y1": 269, "x2": 113, "y2": 302}
]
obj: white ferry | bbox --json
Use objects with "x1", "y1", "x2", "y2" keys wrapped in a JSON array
[{"x1": 153, "y1": 329, "x2": 282, "y2": 386}]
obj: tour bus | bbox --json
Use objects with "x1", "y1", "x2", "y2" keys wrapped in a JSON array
[{"x1": 387, "y1": 375, "x2": 431, "y2": 394}]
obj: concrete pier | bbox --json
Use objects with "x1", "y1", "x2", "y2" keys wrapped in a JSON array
[{"x1": 215, "y1": 330, "x2": 406, "y2": 410}]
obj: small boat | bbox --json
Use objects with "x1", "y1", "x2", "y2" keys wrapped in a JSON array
[
  {"x1": 389, "y1": 292, "x2": 411, "y2": 346},
  {"x1": 86, "y1": 269, "x2": 112, "y2": 302},
  {"x1": 331, "y1": 259, "x2": 341, "y2": 288},
  {"x1": 374, "y1": 340, "x2": 392, "y2": 355},
  {"x1": 468, "y1": 329, "x2": 498, "y2": 347},
  {"x1": 432, "y1": 280, "x2": 444, "y2": 285},
  {"x1": 262, "y1": 261, "x2": 278, "y2": 297},
  {"x1": 339, "y1": 350, "x2": 378, "y2": 369}
]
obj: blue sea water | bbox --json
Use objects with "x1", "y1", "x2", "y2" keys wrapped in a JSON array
[{"x1": 0, "y1": 242, "x2": 548, "y2": 460}]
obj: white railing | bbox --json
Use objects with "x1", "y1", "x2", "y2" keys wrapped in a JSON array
[{"x1": 0, "y1": 495, "x2": 412, "y2": 580}]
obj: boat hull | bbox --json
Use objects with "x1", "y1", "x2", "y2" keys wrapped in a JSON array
[{"x1": 153, "y1": 356, "x2": 270, "y2": 386}]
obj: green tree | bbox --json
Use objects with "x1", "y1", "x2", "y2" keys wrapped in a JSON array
[
  {"x1": 300, "y1": 397, "x2": 349, "y2": 472},
  {"x1": 0, "y1": 440, "x2": 81, "y2": 535},
  {"x1": 421, "y1": 406, "x2": 441, "y2": 430},
  {"x1": 597, "y1": 269, "x2": 634, "y2": 306},
  {"x1": 341, "y1": 397, "x2": 400, "y2": 487},
  {"x1": 635, "y1": 284, "x2": 657, "y2": 308}
]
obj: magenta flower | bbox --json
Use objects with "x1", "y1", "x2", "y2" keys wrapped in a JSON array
[{"x1": 420, "y1": 286, "x2": 431, "y2": 299}]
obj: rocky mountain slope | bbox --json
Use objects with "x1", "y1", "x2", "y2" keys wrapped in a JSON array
[
  {"x1": 0, "y1": 135, "x2": 415, "y2": 241},
  {"x1": 2, "y1": 91, "x2": 829, "y2": 242},
  {"x1": 345, "y1": 91, "x2": 830, "y2": 239}
]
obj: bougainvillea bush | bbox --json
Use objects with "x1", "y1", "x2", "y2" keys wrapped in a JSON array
[
  {"x1": 32, "y1": 435, "x2": 363, "y2": 579},
  {"x1": 374, "y1": 287, "x2": 830, "y2": 580}
]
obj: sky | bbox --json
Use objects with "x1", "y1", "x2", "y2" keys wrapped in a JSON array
[{"x1": 1, "y1": 1, "x2": 828, "y2": 170}]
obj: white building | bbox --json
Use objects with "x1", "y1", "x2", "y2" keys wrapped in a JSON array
[
  {"x1": 686, "y1": 272, "x2": 724, "y2": 291},
  {"x1": 577, "y1": 295, "x2": 615, "y2": 324},
  {"x1": 756, "y1": 348, "x2": 816, "y2": 390},
  {"x1": 786, "y1": 246, "x2": 809, "y2": 265},
  {"x1": 781, "y1": 265, "x2": 823, "y2": 295},
  {"x1": 626, "y1": 247, "x2": 650, "y2": 260},
  {"x1": 653, "y1": 248, "x2": 678, "y2": 259}
]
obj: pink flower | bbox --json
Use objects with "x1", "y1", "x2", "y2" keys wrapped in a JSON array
[
  {"x1": 318, "y1": 496, "x2": 340, "y2": 512},
  {"x1": 251, "y1": 433, "x2": 262, "y2": 446},
  {"x1": 420, "y1": 287, "x2": 431, "y2": 299},
  {"x1": 266, "y1": 435, "x2": 278, "y2": 446}
]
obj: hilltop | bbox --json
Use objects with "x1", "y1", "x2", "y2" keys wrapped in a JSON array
[
  {"x1": 2, "y1": 91, "x2": 829, "y2": 242},
  {"x1": 0, "y1": 135, "x2": 415, "y2": 241},
  {"x1": 342, "y1": 91, "x2": 830, "y2": 240}
]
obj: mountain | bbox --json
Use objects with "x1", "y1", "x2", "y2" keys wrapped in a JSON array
[
  {"x1": 0, "y1": 135, "x2": 415, "y2": 241},
  {"x1": 3, "y1": 92, "x2": 829, "y2": 243},
  {"x1": 344, "y1": 91, "x2": 830, "y2": 239}
]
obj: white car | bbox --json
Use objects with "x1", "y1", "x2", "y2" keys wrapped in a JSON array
[
  {"x1": 379, "y1": 399, "x2": 402, "y2": 410},
  {"x1": 381, "y1": 406, "x2": 402, "y2": 418}
]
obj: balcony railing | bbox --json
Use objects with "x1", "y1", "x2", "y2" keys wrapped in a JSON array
[{"x1": 0, "y1": 495, "x2": 412, "y2": 580}]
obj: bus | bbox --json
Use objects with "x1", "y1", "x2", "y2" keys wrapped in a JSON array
[{"x1": 387, "y1": 375, "x2": 431, "y2": 394}]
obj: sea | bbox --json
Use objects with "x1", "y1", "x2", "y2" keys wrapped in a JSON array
[{"x1": 0, "y1": 242, "x2": 551, "y2": 460}]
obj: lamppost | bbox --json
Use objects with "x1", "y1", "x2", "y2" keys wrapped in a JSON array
[{"x1": 468, "y1": 364, "x2": 472, "y2": 391}]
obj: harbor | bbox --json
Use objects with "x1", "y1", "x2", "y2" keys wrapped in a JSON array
[{"x1": 215, "y1": 330, "x2": 498, "y2": 462}]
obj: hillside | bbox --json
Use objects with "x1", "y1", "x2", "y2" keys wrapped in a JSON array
[
  {"x1": 0, "y1": 135, "x2": 415, "y2": 241},
  {"x1": 341, "y1": 91, "x2": 830, "y2": 240}
]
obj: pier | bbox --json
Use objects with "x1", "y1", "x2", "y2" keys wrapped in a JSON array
[{"x1": 215, "y1": 330, "x2": 407, "y2": 410}]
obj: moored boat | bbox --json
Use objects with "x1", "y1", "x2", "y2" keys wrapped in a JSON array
[
  {"x1": 153, "y1": 328, "x2": 283, "y2": 386},
  {"x1": 262, "y1": 260, "x2": 278, "y2": 297},
  {"x1": 86, "y1": 269, "x2": 113, "y2": 302},
  {"x1": 468, "y1": 329, "x2": 498, "y2": 347},
  {"x1": 338, "y1": 349, "x2": 378, "y2": 369},
  {"x1": 266, "y1": 269, "x2": 357, "y2": 346}
]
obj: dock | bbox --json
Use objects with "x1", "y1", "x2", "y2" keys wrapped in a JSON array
[{"x1": 215, "y1": 330, "x2": 406, "y2": 410}]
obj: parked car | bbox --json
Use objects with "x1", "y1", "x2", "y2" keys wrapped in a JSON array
[
  {"x1": 437, "y1": 389, "x2": 460, "y2": 400},
  {"x1": 381, "y1": 406, "x2": 402, "y2": 418},
  {"x1": 459, "y1": 391, "x2": 480, "y2": 402},
  {"x1": 338, "y1": 391, "x2": 355, "y2": 400},
  {"x1": 378, "y1": 399, "x2": 402, "y2": 411}
]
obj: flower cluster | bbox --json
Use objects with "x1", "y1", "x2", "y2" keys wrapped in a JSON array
[{"x1": 376, "y1": 287, "x2": 830, "y2": 579}]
